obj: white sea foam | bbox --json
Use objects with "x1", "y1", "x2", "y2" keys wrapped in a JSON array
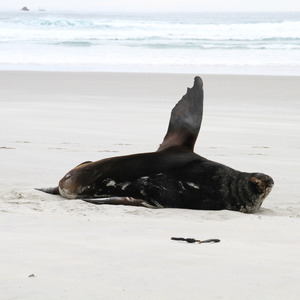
[{"x1": 0, "y1": 11, "x2": 299, "y2": 74}]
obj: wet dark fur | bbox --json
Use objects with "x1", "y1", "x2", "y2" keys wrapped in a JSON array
[{"x1": 37, "y1": 76, "x2": 274, "y2": 213}]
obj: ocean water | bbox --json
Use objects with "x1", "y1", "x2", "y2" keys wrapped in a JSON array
[{"x1": 0, "y1": 11, "x2": 300, "y2": 74}]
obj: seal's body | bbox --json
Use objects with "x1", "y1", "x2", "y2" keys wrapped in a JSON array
[{"x1": 38, "y1": 77, "x2": 273, "y2": 213}]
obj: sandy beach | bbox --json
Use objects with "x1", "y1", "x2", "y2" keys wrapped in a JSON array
[{"x1": 1, "y1": 71, "x2": 299, "y2": 299}]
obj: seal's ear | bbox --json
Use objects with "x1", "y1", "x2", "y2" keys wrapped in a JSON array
[{"x1": 157, "y1": 76, "x2": 203, "y2": 152}]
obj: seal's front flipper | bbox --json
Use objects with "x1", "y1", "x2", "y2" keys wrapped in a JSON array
[
  {"x1": 81, "y1": 196, "x2": 158, "y2": 208},
  {"x1": 157, "y1": 76, "x2": 203, "y2": 152}
]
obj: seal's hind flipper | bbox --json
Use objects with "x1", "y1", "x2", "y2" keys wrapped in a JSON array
[
  {"x1": 35, "y1": 187, "x2": 59, "y2": 195},
  {"x1": 157, "y1": 76, "x2": 203, "y2": 152},
  {"x1": 81, "y1": 196, "x2": 158, "y2": 208}
]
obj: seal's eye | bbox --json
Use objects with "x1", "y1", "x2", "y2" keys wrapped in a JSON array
[{"x1": 65, "y1": 173, "x2": 71, "y2": 179}]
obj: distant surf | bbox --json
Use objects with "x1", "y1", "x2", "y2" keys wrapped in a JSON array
[{"x1": 0, "y1": 11, "x2": 299, "y2": 74}]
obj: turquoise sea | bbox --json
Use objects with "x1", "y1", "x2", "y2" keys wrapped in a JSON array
[{"x1": 0, "y1": 11, "x2": 299, "y2": 74}]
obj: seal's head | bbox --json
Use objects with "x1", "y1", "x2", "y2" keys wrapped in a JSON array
[{"x1": 58, "y1": 161, "x2": 93, "y2": 199}]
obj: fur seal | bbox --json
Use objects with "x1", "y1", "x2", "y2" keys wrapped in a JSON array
[{"x1": 37, "y1": 76, "x2": 273, "y2": 213}]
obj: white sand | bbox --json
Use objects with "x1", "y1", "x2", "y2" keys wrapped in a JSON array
[{"x1": 0, "y1": 72, "x2": 299, "y2": 299}]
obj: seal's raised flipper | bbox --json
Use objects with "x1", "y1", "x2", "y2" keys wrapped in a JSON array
[
  {"x1": 81, "y1": 196, "x2": 158, "y2": 208},
  {"x1": 35, "y1": 187, "x2": 59, "y2": 195},
  {"x1": 157, "y1": 76, "x2": 203, "y2": 152}
]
